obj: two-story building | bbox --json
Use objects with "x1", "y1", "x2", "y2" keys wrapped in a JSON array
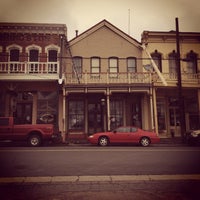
[
  {"x1": 64, "y1": 20, "x2": 153, "y2": 141},
  {"x1": 1, "y1": 20, "x2": 199, "y2": 142},
  {"x1": 141, "y1": 31, "x2": 200, "y2": 138},
  {"x1": 0, "y1": 23, "x2": 67, "y2": 132}
]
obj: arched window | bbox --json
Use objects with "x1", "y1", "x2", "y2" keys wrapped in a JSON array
[
  {"x1": 48, "y1": 50, "x2": 57, "y2": 62},
  {"x1": 168, "y1": 50, "x2": 177, "y2": 75},
  {"x1": 151, "y1": 50, "x2": 162, "y2": 72},
  {"x1": 29, "y1": 49, "x2": 39, "y2": 62},
  {"x1": 186, "y1": 50, "x2": 197, "y2": 73},
  {"x1": 10, "y1": 49, "x2": 20, "y2": 62}
]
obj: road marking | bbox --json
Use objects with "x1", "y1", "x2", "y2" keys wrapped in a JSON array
[{"x1": 0, "y1": 174, "x2": 200, "y2": 184}]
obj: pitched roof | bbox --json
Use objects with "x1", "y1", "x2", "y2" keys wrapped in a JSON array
[{"x1": 69, "y1": 19, "x2": 141, "y2": 47}]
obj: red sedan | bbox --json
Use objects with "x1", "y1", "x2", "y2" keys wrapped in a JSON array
[{"x1": 88, "y1": 126, "x2": 160, "y2": 147}]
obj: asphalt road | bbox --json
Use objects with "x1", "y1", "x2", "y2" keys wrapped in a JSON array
[
  {"x1": 0, "y1": 146, "x2": 200, "y2": 177},
  {"x1": 0, "y1": 146, "x2": 200, "y2": 200}
]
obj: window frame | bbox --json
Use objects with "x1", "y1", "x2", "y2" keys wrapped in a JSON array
[
  {"x1": 68, "y1": 100, "x2": 85, "y2": 130},
  {"x1": 151, "y1": 50, "x2": 162, "y2": 72},
  {"x1": 127, "y1": 57, "x2": 137, "y2": 73},
  {"x1": 109, "y1": 57, "x2": 118, "y2": 77},
  {"x1": 73, "y1": 56, "x2": 82, "y2": 77},
  {"x1": 91, "y1": 57, "x2": 100, "y2": 77}
]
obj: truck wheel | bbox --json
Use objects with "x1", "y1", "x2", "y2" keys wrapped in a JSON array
[{"x1": 28, "y1": 135, "x2": 41, "y2": 147}]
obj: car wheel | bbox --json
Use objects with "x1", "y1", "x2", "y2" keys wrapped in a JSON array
[
  {"x1": 28, "y1": 134, "x2": 41, "y2": 147},
  {"x1": 98, "y1": 136, "x2": 109, "y2": 146},
  {"x1": 140, "y1": 137, "x2": 150, "y2": 147}
]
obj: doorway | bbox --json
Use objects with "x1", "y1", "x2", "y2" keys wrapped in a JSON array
[
  {"x1": 14, "y1": 103, "x2": 32, "y2": 124},
  {"x1": 88, "y1": 103, "x2": 103, "y2": 135},
  {"x1": 169, "y1": 107, "x2": 181, "y2": 137}
]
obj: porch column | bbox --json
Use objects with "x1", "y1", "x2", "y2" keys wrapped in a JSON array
[
  {"x1": 62, "y1": 88, "x2": 66, "y2": 142},
  {"x1": 152, "y1": 87, "x2": 158, "y2": 134},
  {"x1": 106, "y1": 89, "x2": 111, "y2": 131}
]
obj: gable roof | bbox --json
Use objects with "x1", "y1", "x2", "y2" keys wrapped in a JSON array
[{"x1": 69, "y1": 19, "x2": 141, "y2": 48}]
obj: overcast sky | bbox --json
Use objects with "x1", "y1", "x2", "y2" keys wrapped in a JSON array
[{"x1": 0, "y1": 0, "x2": 200, "y2": 41}]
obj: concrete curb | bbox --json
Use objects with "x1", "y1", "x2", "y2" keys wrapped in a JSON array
[{"x1": 1, "y1": 174, "x2": 200, "y2": 184}]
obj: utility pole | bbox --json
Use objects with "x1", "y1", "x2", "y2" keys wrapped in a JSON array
[{"x1": 175, "y1": 17, "x2": 186, "y2": 142}]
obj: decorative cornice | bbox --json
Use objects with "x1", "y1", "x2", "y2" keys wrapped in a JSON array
[{"x1": 0, "y1": 23, "x2": 67, "y2": 35}]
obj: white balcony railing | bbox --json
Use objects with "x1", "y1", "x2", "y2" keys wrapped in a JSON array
[
  {"x1": 65, "y1": 71, "x2": 199, "y2": 86},
  {"x1": 0, "y1": 62, "x2": 59, "y2": 74},
  {"x1": 65, "y1": 72, "x2": 152, "y2": 85}
]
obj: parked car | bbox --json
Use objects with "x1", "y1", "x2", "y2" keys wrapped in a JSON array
[
  {"x1": 186, "y1": 129, "x2": 200, "y2": 146},
  {"x1": 88, "y1": 126, "x2": 160, "y2": 147},
  {"x1": 0, "y1": 117, "x2": 61, "y2": 147}
]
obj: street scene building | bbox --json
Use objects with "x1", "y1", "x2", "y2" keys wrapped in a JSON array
[
  {"x1": 0, "y1": 23, "x2": 67, "y2": 131},
  {"x1": 0, "y1": 20, "x2": 199, "y2": 141},
  {"x1": 141, "y1": 30, "x2": 200, "y2": 138}
]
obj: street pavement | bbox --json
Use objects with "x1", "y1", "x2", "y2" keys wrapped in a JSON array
[{"x1": 0, "y1": 139, "x2": 200, "y2": 199}]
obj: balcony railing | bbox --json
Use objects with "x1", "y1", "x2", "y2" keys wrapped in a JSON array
[
  {"x1": 65, "y1": 72, "x2": 152, "y2": 85},
  {"x1": 65, "y1": 71, "x2": 199, "y2": 86},
  {"x1": 0, "y1": 62, "x2": 59, "y2": 74}
]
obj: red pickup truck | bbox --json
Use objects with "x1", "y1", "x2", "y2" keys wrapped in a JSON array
[{"x1": 0, "y1": 117, "x2": 61, "y2": 147}]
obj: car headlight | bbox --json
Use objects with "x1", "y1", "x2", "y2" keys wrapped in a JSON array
[{"x1": 89, "y1": 135, "x2": 94, "y2": 138}]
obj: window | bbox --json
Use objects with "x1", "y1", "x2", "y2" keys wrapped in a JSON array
[
  {"x1": 29, "y1": 49, "x2": 39, "y2": 62},
  {"x1": 151, "y1": 50, "x2": 162, "y2": 72},
  {"x1": 10, "y1": 49, "x2": 20, "y2": 61},
  {"x1": 69, "y1": 100, "x2": 84, "y2": 130},
  {"x1": 110, "y1": 100, "x2": 123, "y2": 130},
  {"x1": 109, "y1": 57, "x2": 118, "y2": 77},
  {"x1": 91, "y1": 57, "x2": 100, "y2": 77},
  {"x1": 157, "y1": 100, "x2": 166, "y2": 130},
  {"x1": 37, "y1": 92, "x2": 57, "y2": 124},
  {"x1": 48, "y1": 50, "x2": 58, "y2": 73},
  {"x1": 73, "y1": 56, "x2": 82, "y2": 77},
  {"x1": 168, "y1": 50, "x2": 177, "y2": 77},
  {"x1": 48, "y1": 50, "x2": 57, "y2": 62},
  {"x1": 127, "y1": 57, "x2": 136, "y2": 73},
  {"x1": 10, "y1": 49, "x2": 20, "y2": 72},
  {"x1": 116, "y1": 127, "x2": 130, "y2": 133},
  {"x1": 29, "y1": 49, "x2": 39, "y2": 72},
  {"x1": 186, "y1": 50, "x2": 197, "y2": 73}
]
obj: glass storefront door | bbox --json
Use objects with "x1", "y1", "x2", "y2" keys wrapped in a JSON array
[
  {"x1": 169, "y1": 107, "x2": 181, "y2": 137},
  {"x1": 88, "y1": 103, "x2": 103, "y2": 135}
]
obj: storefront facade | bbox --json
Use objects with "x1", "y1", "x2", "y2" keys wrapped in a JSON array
[
  {"x1": 0, "y1": 23, "x2": 67, "y2": 131},
  {"x1": 141, "y1": 31, "x2": 200, "y2": 138},
  {"x1": 64, "y1": 20, "x2": 153, "y2": 140}
]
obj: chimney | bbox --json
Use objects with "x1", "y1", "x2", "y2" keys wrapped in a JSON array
[{"x1": 75, "y1": 30, "x2": 78, "y2": 37}]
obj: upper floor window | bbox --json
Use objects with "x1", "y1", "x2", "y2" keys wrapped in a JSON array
[
  {"x1": 10, "y1": 49, "x2": 20, "y2": 62},
  {"x1": 48, "y1": 50, "x2": 57, "y2": 62},
  {"x1": 127, "y1": 57, "x2": 136, "y2": 73},
  {"x1": 186, "y1": 50, "x2": 197, "y2": 73},
  {"x1": 168, "y1": 50, "x2": 177, "y2": 75},
  {"x1": 73, "y1": 56, "x2": 82, "y2": 76},
  {"x1": 151, "y1": 50, "x2": 162, "y2": 72},
  {"x1": 29, "y1": 49, "x2": 39, "y2": 62},
  {"x1": 109, "y1": 57, "x2": 118, "y2": 77},
  {"x1": 91, "y1": 57, "x2": 100, "y2": 76}
]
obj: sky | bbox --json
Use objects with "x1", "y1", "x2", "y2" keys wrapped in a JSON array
[{"x1": 0, "y1": 0, "x2": 200, "y2": 41}]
